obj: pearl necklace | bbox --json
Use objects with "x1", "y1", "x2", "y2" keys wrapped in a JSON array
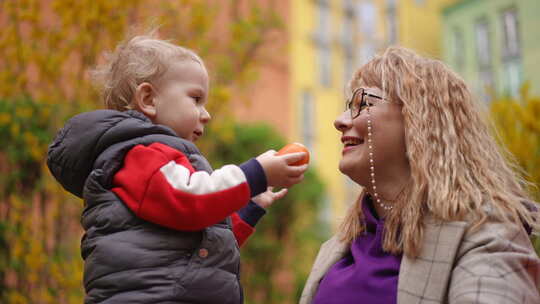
[{"x1": 366, "y1": 107, "x2": 393, "y2": 211}]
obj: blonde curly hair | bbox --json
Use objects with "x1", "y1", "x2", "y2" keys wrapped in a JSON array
[
  {"x1": 339, "y1": 46, "x2": 539, "y2": 258},
  {"x1": 91, "y1": 29, "x2": 204, "y2": 111}
]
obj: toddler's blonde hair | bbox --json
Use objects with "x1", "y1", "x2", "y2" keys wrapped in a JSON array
[{"x1": 92, "y1": 29, "x2": 204, "y2": 111}]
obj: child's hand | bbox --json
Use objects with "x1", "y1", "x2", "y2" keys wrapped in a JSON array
[
  {"x1": 252, "y1": 186, "x2": 288, "y2": 208},
  {"x1": 256, "y1": 150, "x2": 308, "y2": 188}
]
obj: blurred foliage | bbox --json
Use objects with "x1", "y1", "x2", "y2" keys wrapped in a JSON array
[
  {"x1": 0, "y1": 0, "x2": 296, "y2": 303},
  {"x1": 490, "y1": 83, "x2": 540, "y2": 253},
  {"x1": 0, "y1": 97, "x2": 83, "y2": 303},
  {"x1": 206, "y1": 123, "x2": 326, "y2": 303},
  {"x1": 0, "y1": 98, "x2": 56, "y2": 194}
]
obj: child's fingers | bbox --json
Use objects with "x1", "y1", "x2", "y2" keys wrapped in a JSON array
[
  {"x1": 287, "y1": 164, "x2": 308, "y2": 177},
  {"x1": 273, "y1": 188, "x2": 288, "y2": 200},
  {"x1": 261, "y1": 149, "x2": 277, "y2": 157},
  {"x1": 286, "y1": 174, "x2": 304, "y2": 186},
  {"x1": 281, "y1": 152, "x2": 307, "y2": 165}
]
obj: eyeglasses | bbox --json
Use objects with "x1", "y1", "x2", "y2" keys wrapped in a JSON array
[{"x1": 345, "y1": 88, "x2": 384, "y2": 119}]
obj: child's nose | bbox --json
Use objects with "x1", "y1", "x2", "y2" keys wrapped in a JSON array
[{"x1": 200, "y1": 107, "x2": 211, "y2": 123}]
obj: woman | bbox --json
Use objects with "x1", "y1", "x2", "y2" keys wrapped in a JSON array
[{"x1": 300, "y1": 47, "x2": 540, "y2": 304}]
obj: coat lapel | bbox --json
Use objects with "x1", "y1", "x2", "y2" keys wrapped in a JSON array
[{"x1": 397, "y1": 217, "x2": 467, "y2": 304}]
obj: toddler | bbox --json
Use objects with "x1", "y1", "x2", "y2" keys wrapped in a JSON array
[{"x1": 47, "y1": 32, "x2": 307, "y2": 304}]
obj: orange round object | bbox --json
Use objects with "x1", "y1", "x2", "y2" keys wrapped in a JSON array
[{"x1": 277, "y1": 143, "x2": 310, "y2": 166}]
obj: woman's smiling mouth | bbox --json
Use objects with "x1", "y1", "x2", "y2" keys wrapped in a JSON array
[{"x1": 341, "y1": 136, "x2": 364, "y2": 154}]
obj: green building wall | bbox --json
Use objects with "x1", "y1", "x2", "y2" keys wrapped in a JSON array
[{"x1": 442, "y1": 0, "x2": 540, "y2": 99}]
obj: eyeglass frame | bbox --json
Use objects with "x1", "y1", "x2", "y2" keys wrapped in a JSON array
[{"x1": 345, "y1": 88, "x2": 385, "y2": 119}]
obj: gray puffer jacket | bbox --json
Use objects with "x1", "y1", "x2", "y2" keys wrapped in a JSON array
[{"x1": 47, "y1": 110, "x2": 244, "y2": 304}]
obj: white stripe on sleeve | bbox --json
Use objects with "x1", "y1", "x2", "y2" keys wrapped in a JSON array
[{"x1": 159, "y1": 162, "x2": 247, "y2": 195}]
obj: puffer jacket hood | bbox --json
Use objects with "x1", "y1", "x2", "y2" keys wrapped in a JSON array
[{"x1": 47, "y1": 110, "x2": 181, "y2": 198}]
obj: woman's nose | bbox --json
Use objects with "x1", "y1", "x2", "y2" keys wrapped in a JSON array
[{"x1": 334, "y1": 111, "x2": 352, "y2": 132}]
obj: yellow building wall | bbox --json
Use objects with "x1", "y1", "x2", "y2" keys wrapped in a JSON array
[
  {"x1": 370, "y1": 0, "x2": 458, "y2": 57},
  {"x1": 289, "y1": 1, "x2": 355, "y2": 232},
  {"x1": 398, "y1": 0, "x2": 458, "y2": 58}
]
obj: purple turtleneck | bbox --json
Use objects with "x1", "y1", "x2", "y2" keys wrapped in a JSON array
[{"x1": 312, "y1": 196, "x2": 402, "y2": 304}]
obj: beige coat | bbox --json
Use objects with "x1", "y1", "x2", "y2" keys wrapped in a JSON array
[{"x1": 300, "y1": 215, "x2": 540, "y2": 304}]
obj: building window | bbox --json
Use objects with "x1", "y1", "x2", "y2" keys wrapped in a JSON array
[
  {"x1": 474, "y1": 18, "x2": 493, "y2": 101},
  {"x1": 342, "y1": 0, "x2": 355, "y2": 82},
  {"x1": 502, "y1": 61, "x2": 521, "y2": 97},
  {"x1": 357, "y1": 2, "x2": 376, "y2": 36},
  {"x1": 319, "y1": 47, "x2": 332, "y2": 87},
  {"x1": 452, "y1": 27, "x2": 465, "y2": 72},
  {"x1": 357, "y1": 2, "x2": 377, "y2": 65},
  {"x1": 301, "y1": 90, "x2": 316, "y2": 156},
  {"x1": 501, "y1": 8, "x2": 521, "y2": 97},
  {"x1": 475, "y1": 18, "x2": 491, "y2": 67},
  {"x1": 315, "y1": 1, "x2": 332, "y2": 87},
  {"x1": 386, "y1": 0, "x2": 398, "y2": 45},
  {"x1": 501, "y1": 8, "x2": 520, "y2": 58}
]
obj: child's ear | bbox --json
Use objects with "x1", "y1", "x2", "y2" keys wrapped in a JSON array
[{"x1": 133, "y1": 82, "x2": 157, "y2": 118}]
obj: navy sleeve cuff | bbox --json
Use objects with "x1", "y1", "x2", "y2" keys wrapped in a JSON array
[
  {"x1": 239, "y1": 158, "x2": 267, "y2": 197},
  {"x1": 237, "y1": 201, "x2": 267, "y2": 227}
]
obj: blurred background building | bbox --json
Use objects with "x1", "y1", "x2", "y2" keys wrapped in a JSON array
[{"x1": 442, "y1": 0, "x2": 540, "y2": 100}]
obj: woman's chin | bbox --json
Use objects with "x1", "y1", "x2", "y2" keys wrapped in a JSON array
[
  {"x1": 339, "y1": 159, "x2": 370, "y2": 185},
  {"x1": 338, "y1": 160, "x2": 355, "y2": 178}
]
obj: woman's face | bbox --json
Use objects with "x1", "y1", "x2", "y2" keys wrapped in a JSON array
[{"x1": 334, "y1": 86, "x2": 409, "y2": 187}]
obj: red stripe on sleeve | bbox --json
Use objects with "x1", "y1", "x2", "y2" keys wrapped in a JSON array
[
  {"x1": 112, "y1": 143, "x2": 250, "y2": 231},
  {"x1": 231, "y1": 212, "x2": 254, "y2": 247}
]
